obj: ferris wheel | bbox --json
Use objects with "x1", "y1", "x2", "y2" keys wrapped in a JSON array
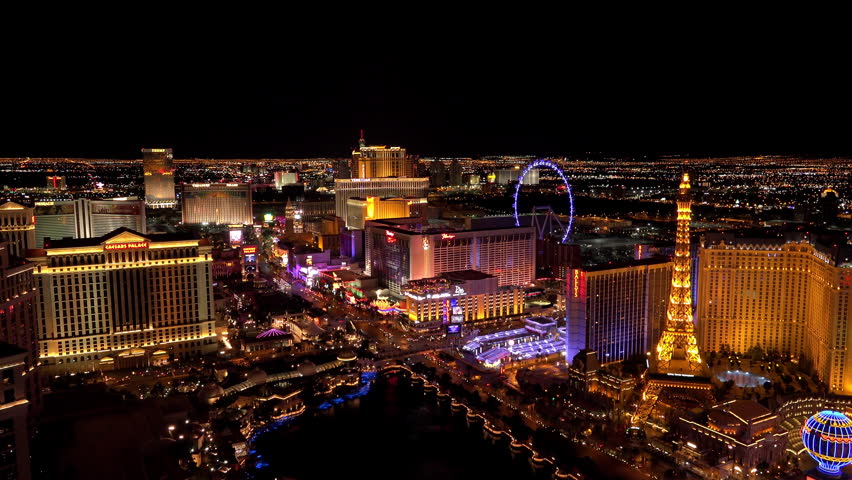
[{"x1": 512, "y1": 159, "x2": 575, "y2": 243}]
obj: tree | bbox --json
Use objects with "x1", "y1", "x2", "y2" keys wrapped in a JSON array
[
  {"x1": 756, "y1": 461, "x2": 771, "y2": 479},
  {"x1": 747, "y1": 345, "x2": 764, "y2": 361}
]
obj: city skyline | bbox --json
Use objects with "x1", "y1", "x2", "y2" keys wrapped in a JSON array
[{"x1": 4, "y1": 26, "x2": 852, "y2": 476}]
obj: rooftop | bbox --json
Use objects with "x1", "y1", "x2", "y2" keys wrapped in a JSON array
[
  {"x1": 403, "y1": 269, "x2": 496, "y2": 295},
  {"x1": 442, "y1": 270, "x2": 494, "y2": 281},
  {"x1": 44, "y1": 227, "x2": 199, "y2": 249},
  {"x1": 715, "y1": 399, "x2": 773, "y2": 423},
  {"x1": 0, "y1": 342, "x2": 27, "y2": 359},
  {"x1": 581, "y1": 256, "x2": 671, "y2": 272},
  {"x1": 368, "y1": 216, "x2": 534, "y2": 236},
  {"x1": 320, "y1": 269, "x2": 363, "y2": 282}
]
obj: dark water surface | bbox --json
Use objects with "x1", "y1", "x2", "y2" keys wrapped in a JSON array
[{"x1": 252, "y1": 374, "x2": 542, "y2": 480}]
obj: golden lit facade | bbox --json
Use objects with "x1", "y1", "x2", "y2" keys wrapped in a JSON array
[
  {"x1": 401, "y1": 270, "x2": 524, "y2": 331},
  {"x1": 345, "y1": 196, "x2": 427, "y2": 230},
  {"x1": 142, "y1": 148, "x2": 176, "y2": 207},
  {"x1": 351, "y1": 145, "x2": 410, "y2": 179},
  {"x1": 697, "y1": 235, "x2": 852, "y2": 395},
  {"x1": 656, "y1": 173, "x2": 703, "y2": 373},
  {"x1": 181, "y1": 183, "x2": 253, "y2": 225},
  {"x1": 27, "y1": 229, "x2": 217, "y2": 373},
  {"x1": 334, "y1": 177, "x2": 429, "y2": 225},
  {"x1": 33, "y1": 198, "x2": 146, "y2": 248},
  {"x1": 0, "y1": 202, "x2": 35, "y2": 258}
]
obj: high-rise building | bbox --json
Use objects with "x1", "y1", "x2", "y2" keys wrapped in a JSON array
[
  {"x1": 565, "y1": 258, "x2": 672, "y2": 364},
  {"x1": 274, "y1": 171, "x2": 300, "y2": 189},
  {"x1": 448, "y1": 159, "x2": 463, "y2": 186},
  {"x1": 537, "y1": 237, "x2": 581, "y2": 279},
  {"x1": 33, "y1": 199, "x2": 146, "y2": 248},
  {"x1": 0, "y1": 241, "x2": 38, "y2": 401},
  {"x1": 336, "y1": 157, "x2": 352, "y2": 179},
  {"x1": 0, "y1": 202, "x2": 36, "y2": 258},
  {"x1": 334, "y1": 178, "x2": 429, "y2": 227},
  {"x1": 181, "y1": 183, "x2": 253, "y2": 225},
  {"x1": 284, "y1": 199, "x2": 303, "y2": 234},
  {"x1": 345, "y1": 196, "x2": 427, "y2": 230},
  {"x1": 816, "y1": 187, "x2": 839, "y2": 225},
  {"x1": 351, "y1": 135, "x2": 411, "y2": 179},
  {"x1": 27, "y1": 228, "x2": 218, "y2": 373},
  {"x1": 0, "y1": 343, "x2": 32, "y2": 480},
  {"x1": 365, "y1": 217, "x2": 535, "y2": 295},
  {"x1": 697, "y1": 231, "x2": 852, "y2": 395},
  {"x1": 45, "y1": 176, "x2": 66, "y2": 190},
  {"x1": 495, "y1": 168, "x2": 539, "y2": 185},
  {"x1": 0, "y1": 242, "x2": 38, "y2": 480},
  {"x1": 142, "y1": 148, "x2": 176, "y2": 207},
  {"x1": 429, "y1": 161, "x2": 447, "y2": 187}
]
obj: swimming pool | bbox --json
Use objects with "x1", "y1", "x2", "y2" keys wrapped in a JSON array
[{"x1": 716, "y1": 370, "x2": 768, "y2": 388}]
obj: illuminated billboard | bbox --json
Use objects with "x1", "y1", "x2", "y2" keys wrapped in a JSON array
[
  {"x1": 229, "y1": 229, "x2": 243, "y2": 244},
  {"x1": 104, "y1": 242, "x2": 148, "y2": 251},
  {"x1": 446, "y1": 324, "x2": 461, "y2": 334}
]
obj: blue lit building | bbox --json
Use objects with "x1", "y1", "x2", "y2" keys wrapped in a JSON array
[{"x1": 463, "y1": 317, "x2": 563, "y2": 369}]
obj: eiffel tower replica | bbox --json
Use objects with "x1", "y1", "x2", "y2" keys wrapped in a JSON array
[{"x1": 632, "y1": 173, "x2": 713, "y2": 426}]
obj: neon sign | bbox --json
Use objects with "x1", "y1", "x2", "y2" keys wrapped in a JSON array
[
  {"x1": 441, "y1": 234, "x2": 455, "y2": 240},
  {"x1": 386, "y1": 230, "x2": 397, "y2": 244},
  {"x1": 105, "y1": 242, "x2": 149, "y2": 251},
  {"x1": 573, "y1": 270, "x2": 579, "y2": 298},
  {"x1": 242, "y1": 247, "x2": 257, "y2": 254}
]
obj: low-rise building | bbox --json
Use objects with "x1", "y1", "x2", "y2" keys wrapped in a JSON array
[
  {"x1": 679, "y1": 400, "x2": 787, "y2": 470},
  {"x1": 462, "y1": 317, "x2": 564, "y2": 369},
  {"x1": 240, "y1": 328, "x2": 293, "y2": 354},
  {"x1": 401, "y1": 270, "x2": 524, "y2": 333},
  {"x1": 211, "y1": 248, "x2": 242, "y2": 280},
  {"x1": 316, "y1": 269, "x2": 378, "y2": 304},
  {"x1": 567, "y1": 350, "x2": 636, "y2": 403},
  {"x1": 345, "y1": 196, "x2": 427, "y2": 230}
]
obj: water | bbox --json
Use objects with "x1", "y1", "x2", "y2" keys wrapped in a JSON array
[
  {"x1": 716, "y1": 370, "x2": 768, "y2": 388},
  {"x1": 250, "y1": 374, "x2": 541, "y2": 480}
]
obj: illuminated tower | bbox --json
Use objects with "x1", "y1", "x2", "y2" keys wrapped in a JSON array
[
  {"x1": 632, "y1": 173, "x2": 711, "y2": 426},
  {"x1": 655, "y1": 173, "x2": 703, "y2": 373}
]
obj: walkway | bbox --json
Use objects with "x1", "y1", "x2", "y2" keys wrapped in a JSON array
[{"x1": 222, "y1": 360, "x2": 345, "y2": 395}]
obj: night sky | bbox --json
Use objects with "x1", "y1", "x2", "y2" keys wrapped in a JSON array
[{"x1": 3, "y1": 23, "x2": 849, "y2": 159}]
